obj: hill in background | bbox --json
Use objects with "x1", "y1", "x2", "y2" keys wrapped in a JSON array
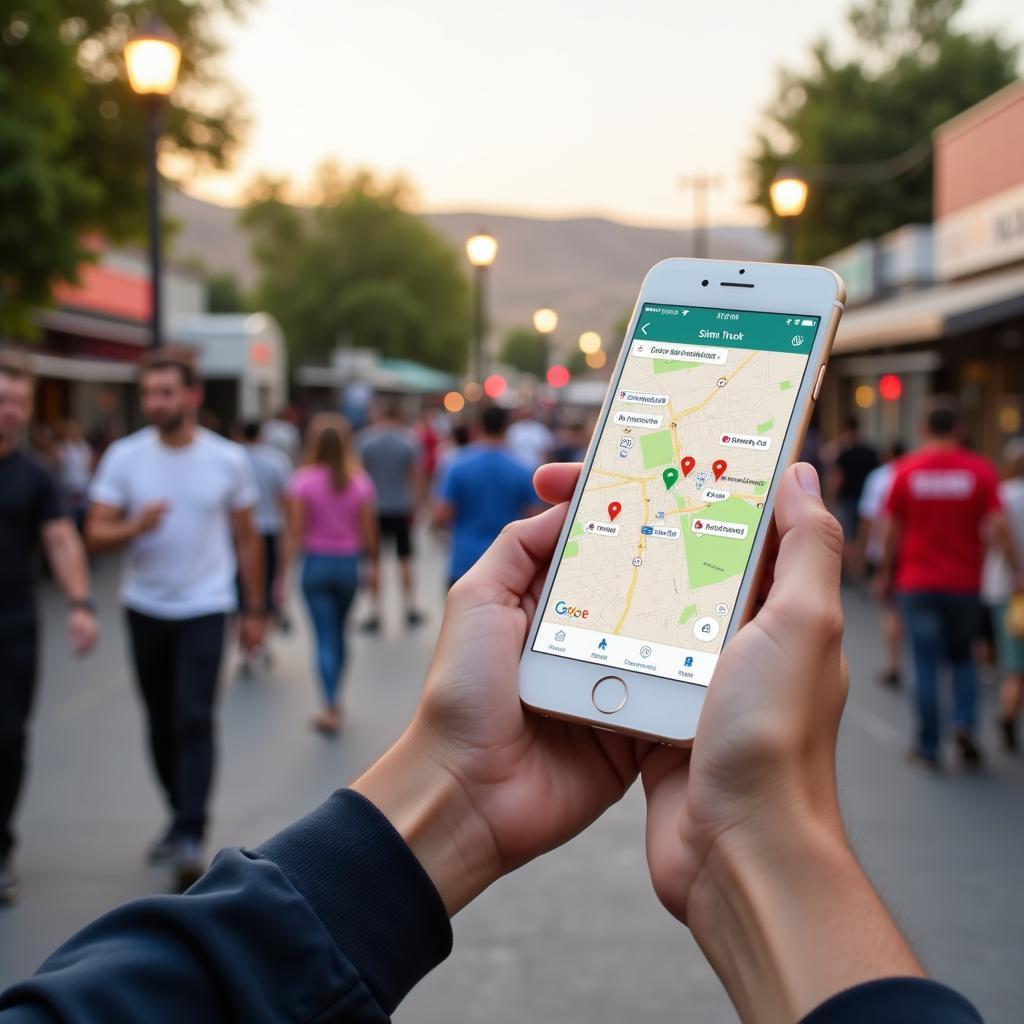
[{"x1": 168, "y1": 191, "x2": 774, "y2": 362}]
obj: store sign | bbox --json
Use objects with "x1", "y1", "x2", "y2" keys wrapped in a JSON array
[
  {"x1": 819, "y1": 241, "x2": 877, "y2": 306},
  {"x1": 936, "y1": 182, "x2": 1024, "y2": 280}
]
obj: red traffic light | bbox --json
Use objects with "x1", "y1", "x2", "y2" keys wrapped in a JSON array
[
  {"x1": 483, "y1": 373, "x2": 507, "y2": 398},
  {"x1": 879, "y1": 374, "x2": 902, "y2": 401},
  {"x1": 546, "y1": 365, "x2": 570, "y2": 389}
]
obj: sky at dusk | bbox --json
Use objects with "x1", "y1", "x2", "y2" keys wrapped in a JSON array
[{"x1": 187, "y1": 0, "x2": 1024, "y2": 227}]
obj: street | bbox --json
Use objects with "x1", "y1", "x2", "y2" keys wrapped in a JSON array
[{"x1": 1, "y1": 538, "x2": 1022, "y2": 1024}]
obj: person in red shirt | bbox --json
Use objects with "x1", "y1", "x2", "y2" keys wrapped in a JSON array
[{"x1": 881, "y1": 398, "x2": 1020, "y2": 769}]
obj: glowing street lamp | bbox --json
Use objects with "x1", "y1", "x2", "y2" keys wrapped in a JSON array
[
  {"x1": 533, "y1": 308, "x2": 558, "y2": 335},
  {"x1": 466, "y1": 230, "x2": 498, "y2": 383},
  {"x1": 125, "y1": 18, "x2": 182, "y2": 348},
  {"x1": 578, "y1": 330, "x2": 602, "y2": 354},
  {"x1": 769, "y1": 167, "x2": 809, "y2": 264}
]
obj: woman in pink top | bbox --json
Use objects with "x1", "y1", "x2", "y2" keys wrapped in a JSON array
[{"x1": 279, "y1": 414, "x2": 377, "y2": 734}]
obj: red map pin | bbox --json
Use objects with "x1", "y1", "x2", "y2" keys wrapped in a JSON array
[
  {"x1": 608, "y1": 501, "x2": 622, "y2": 521},
  {"x1": 712, "y1": 459, "x2": 727, "y2": 481},
  {"x1": 680, "y1": 456, "x2": 696, "y2": 477}
]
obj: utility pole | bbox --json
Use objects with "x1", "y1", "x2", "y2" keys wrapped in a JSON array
[{"x1": 678, "y1": 175, "x2": 722, "y2": 259}]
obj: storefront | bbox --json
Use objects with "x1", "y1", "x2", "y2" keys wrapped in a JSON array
[{"x1": 819, "y1": 81, "x2": 1024, "y2": 458}]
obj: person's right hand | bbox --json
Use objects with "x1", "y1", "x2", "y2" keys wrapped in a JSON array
[
  {"x1": 135, "y1": 500, "x2": 169, "y2": 536},
  {"x1": 641, "y1": 463, "x2": 921, "y2": 1021}
]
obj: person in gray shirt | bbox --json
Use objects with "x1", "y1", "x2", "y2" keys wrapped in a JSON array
[{"x1": 358, "y1": 398, "x2": 425, "y2": 631}]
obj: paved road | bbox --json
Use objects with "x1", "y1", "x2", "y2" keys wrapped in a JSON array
[{"x1": 1, "y1": 540, "x2": 1022, "y2": 1023}]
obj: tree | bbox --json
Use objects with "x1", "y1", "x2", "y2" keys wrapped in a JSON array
[
  {"x1": 0, "y1": 1, "x2": 250, "y2": 335},
  {"x1": 749, "y1": 0, "x2": 1019, "y2": 263},
  {"x1": 242, "y1": 165, "x2": 471, "y2": 373},
  {"x1": 500, "y1": 328, "x2": 548, "y2": 377},
  {"x1": 206, "y1": 272, "x2": 247, "y2": 314}
]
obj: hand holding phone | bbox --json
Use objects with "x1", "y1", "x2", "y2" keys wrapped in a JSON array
[{"x1": 520, "y1": 259, "x2": 845, "y2": 744}]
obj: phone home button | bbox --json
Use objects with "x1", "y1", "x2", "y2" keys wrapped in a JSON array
[{"x1": 592, "y1": 675, "x2": 628, "y2": 715}]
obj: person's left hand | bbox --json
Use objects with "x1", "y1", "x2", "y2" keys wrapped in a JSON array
[
  {"x1": 240, "y1": 611, "x2": 266, "y2": 652},
  {"x1": 67, "y1": 607, "x2": 99, "y2": 656},
  {"x1": 354, "y1": 462, "x2": 647, "y2": 913}
]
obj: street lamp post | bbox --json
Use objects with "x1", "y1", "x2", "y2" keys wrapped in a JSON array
[
  {"x1": 465, "y1": 230, "x2": 498, "y2": 383},
  {"x1": 125, "y1": 18, "x2": 182, "y2": 349},
  {"x1": 769, "y1": 167, "x2": 809, "y2": 264},
  {"x1": 533, "y1": 307, "x2": 558, "y2": 373}
]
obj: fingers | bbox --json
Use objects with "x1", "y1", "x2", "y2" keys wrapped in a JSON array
[
  {"x1": 458, "y1": 502, "x2": 570, "y2": 603},
  {"x1": 534, "y1": 462, "x2": 581, "y2": 505},
  {"x1": 762, "y1": 463, "x2": 844, "y2": 625}
]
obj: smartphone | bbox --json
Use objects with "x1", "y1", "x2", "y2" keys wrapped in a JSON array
[{"x1": 519, "y1": 258, "x2": 845, "y2": 745}]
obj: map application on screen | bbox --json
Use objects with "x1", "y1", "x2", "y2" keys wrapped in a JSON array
[{"x1": 532, "y1": 302, "x2": 820, "y2": 686}]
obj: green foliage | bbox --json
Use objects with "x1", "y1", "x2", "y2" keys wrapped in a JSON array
[
  {"x1": 749, "y1": 0, "x2": 1019, "y2": 263},
  {"x1": 566, "y1": 348, "x2": 588, "y2": 376},
  {"x1": 242, "y1": 166, "x2": 471, "y2": 373},
  {"x1": 499, "y1": 328, "x2": 548, "y2": 377},
  {"x1": 206, "y1": 272, "x2": 247, "y2": 313},
  {"x1": 0, "y1": 1, "x2": 249, "y2": 335}
]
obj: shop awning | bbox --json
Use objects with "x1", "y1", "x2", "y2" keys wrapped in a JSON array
[
  {"x1": 296, "y1": 357, "x2": 457, "y2": 395},
  {"x1": 26, "y1": 351, "x2": 139, "y2": 383},
  {"x1": 834, "y1": 264, "x2": 1024, "y2": 353}
]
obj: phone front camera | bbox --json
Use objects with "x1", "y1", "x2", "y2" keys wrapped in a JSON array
[{"x1": 701, "y1": 279, "x2": 709, "y2": 287}]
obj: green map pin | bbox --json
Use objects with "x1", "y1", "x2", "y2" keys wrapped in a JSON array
[{"x1": 662, "y1": 466, "x2": 679, "y2": 489}]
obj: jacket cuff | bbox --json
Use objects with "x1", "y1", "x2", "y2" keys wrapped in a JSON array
[
  {"x1": 256, "y1": 788, "x2": 453, "y2": 1014},
  {"x1": 800, "y1": 977, "x2": 984, "y2": 1023}
]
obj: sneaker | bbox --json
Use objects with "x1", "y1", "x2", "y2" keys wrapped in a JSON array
[
  {"x1": 406, "y1": 609, "x2": 425, "y2": 628},
  {"x1": 905, "y1": 748, "x2": 942, "y2": 773},
  {"x1": 0, "y1": 862, "x2": 17, "y2": 905},
  {"x1": 359, "y1": 616, "x2": 381, "y2": 634},
  {"x1": 999, "y1": 717, "x2": 1018, "y2": 753},
  {"x1": 173, "y1": 838, "x2": 205, "y2": 891},
  {"x1": 955, "y1": 731, "x2": 984, "y2": 770},
  {"x1": 147, "y1": 827, "x2": 179, "y2": 865}
]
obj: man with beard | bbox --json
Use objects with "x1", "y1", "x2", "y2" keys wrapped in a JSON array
[{"x1": 86, "y1": 349, "x2": 264, "y2": 888}]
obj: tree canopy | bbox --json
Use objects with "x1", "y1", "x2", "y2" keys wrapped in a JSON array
[
  {"x1": 242, "y1": 165, "x2": 471, "y2": 373},
  {"x1": 0, "y1": 1, "x2": 249, "y2": 335},
  {"x1": 749, "y1": 0, "x2": 1019, "y2": 263},
  {"x1": 499, "y1": 328, "x2": 549, "y2": 378}
]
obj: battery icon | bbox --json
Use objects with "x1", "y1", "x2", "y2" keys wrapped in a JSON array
[{"x1": 800, "y1": 319, "x2": 815, "y2": 327}]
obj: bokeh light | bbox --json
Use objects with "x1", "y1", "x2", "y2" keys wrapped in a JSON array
[
  {"x1": 546, "y1": 365, "x2": 570, "y2": 388},
  {"x1": 443, "y1": 390, "x2": 465, "y2": 413},
  {"x1": 585, "y1": 350, "x2": 607, "y2": 369},
  {"x1": 879, "y1": 374, "x2": 902, "y2": 401},
  {"x1": 854, "y1": 384, "x2": 875, "y2": 409},
  {"x1": 483, "y1": 373, "x2": 507, "y2": 398},
  {"x1": 578, "y1": 331, "x2": 602, "y2": 354}
]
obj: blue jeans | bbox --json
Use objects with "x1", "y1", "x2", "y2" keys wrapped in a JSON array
[
  {"x1": 301, "y1": 554, "x2": 360, "y2": 707},
  {"x1": 899, "y1": 591, "x2": 981, "y2": 760}
]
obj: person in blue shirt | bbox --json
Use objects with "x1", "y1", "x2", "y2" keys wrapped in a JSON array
[
  {"x1": 434, "y1": 405, "x2": 541, "y2": 585},
  {"x1": 0, "y1": 462, "x2": 984, "y2": 1024}
]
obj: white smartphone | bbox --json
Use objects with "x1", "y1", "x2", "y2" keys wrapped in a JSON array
[{"x1": 519, "y1": 258, "x2": 845, "y2": 745}]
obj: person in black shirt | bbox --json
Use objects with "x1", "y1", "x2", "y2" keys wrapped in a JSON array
[
  {"x1": 827, "y1": 415, "x2": 878, "y2": 579},
  {"x1": 0, "y1": 353, "x2": 98, "y2": 904}
]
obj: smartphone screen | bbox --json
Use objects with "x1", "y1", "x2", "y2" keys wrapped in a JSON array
[{"x1": 531, "y1": 301, "x2": 821, "y2": 686}]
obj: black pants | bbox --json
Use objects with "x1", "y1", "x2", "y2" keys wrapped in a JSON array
[
  {"x1": 126, "y1": 610, "x2": 226, "y2": 842},
  {"x1": 0, "y1": 606, "x2": 38, "y2": 862}
]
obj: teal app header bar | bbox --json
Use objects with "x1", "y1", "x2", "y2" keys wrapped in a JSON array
[{"x1": 634, "y1": 303, "x2": 820, "y2": 355}]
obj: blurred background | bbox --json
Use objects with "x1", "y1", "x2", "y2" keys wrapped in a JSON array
[{"x1": 2, "y1": 1, "x2": 1024, "y2": 1021}]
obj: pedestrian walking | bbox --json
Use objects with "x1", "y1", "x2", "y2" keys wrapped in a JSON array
[
  {"x1": 0, "y1": 354, "x2": 98, "y2": 904},
  {"x1": 53, "y1": 419, "x2": 94, "y2": 531},
  {"x1": 358, "y1": 398, "x2": 425, "y2": 631},
  {"x1": 278, "y1": 414, "x2": 377, "y2": 735},
  {"x1": 858, "y1": 440, "x2": 905, "y2": 688},
  {"x1": 434, "y1": 405, "x2": 540, "y2": 585},
  {"x1": 982, "y1": 437, "x2": 1024, "y2": 752},
  {"x1": 826, "y1": 415, "x2": 878, "y2": 580},
  {"x1": 880, "y1": 398, "x2": 1020, "y2": 770},
  {"x1": 85, "y1": 349, "x2": 265, "y2": 888},
  {"x1": 236, "y1": 421, "x2": 291, "y2": 674},
  {"x1": 261, "y1": 406, "x2": 302, "y2": 465}
]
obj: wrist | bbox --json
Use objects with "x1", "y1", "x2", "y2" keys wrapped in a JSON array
[
  {"x1": 68, "y1": 597, "x2": 96, "y2": 613},
  {"x1": 690, "y1": 815, "x2": 922, "y2": 1023},
  {"x1": 352, "y1": 729, "x2": 501, "y2": 916}
]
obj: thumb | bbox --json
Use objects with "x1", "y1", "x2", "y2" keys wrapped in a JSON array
[{"x1": 763, "y1": 463, "x2": 844, "y2": 620}]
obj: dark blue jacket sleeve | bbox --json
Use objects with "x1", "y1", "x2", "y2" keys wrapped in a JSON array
[
  {"x1": 800, "y1": 976, "x2": 984, "y2": 1023},
  {"x1": 0, "y1": 790, "x2": 452, "y2": 1023}
]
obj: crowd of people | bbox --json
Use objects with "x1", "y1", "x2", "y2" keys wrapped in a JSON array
[{"x1": 0, "y1": 348, "x2": 583, "y2": 901}]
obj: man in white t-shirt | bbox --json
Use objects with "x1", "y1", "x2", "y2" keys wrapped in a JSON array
[
  {"x1": 506, "y1": 409, "x2": 554, "y2": 473},
  {"x1": 86, "y1": 350, "x2": 265, "y2": 888}
]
